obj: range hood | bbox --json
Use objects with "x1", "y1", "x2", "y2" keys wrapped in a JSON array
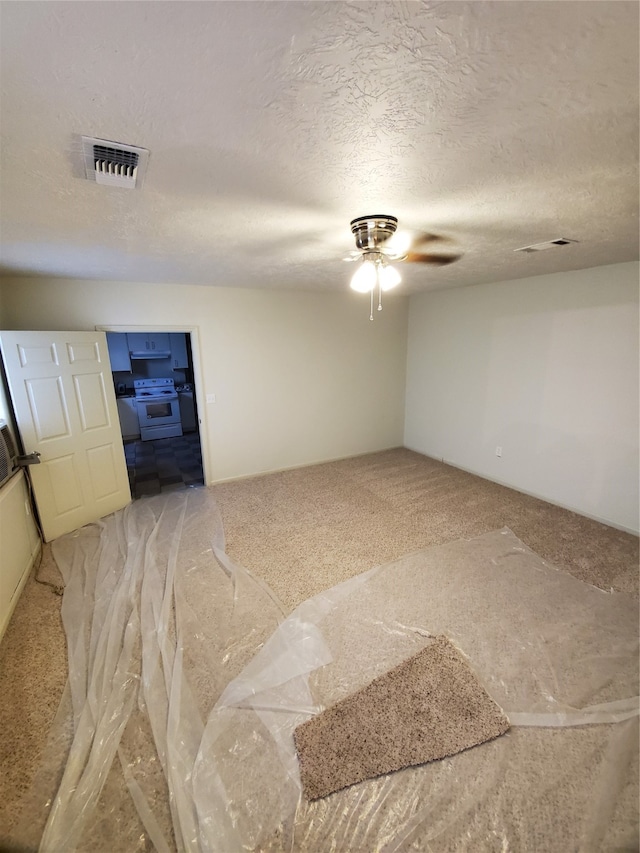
[{"x1": 129, "y1": 350, "x2": 172, "y2": 360}]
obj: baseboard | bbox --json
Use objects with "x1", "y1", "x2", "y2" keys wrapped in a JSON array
[
  {"x1": 404, "y1": 447, "x2": 639, "y2": 536},
  {"x1": 208, "y1": 445, "x2": 405, "y2": 486},
  {"x1": 0, "y1": 541, "x2": 42, "y2": 644}
]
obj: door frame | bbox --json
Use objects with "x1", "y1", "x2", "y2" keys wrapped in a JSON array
[{"x1": 96, "y1": 324, "x2": 211, "y2": 485}]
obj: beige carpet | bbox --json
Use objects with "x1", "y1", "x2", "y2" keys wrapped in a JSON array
[
  {"x1": 0, "y1": 448, "x2": 638, "y2": 849},
  {"x1": 293, "y1": 635, "x2": 511, "y2": 800},
  {"x1": 187, "y1": 529, "x2": 638, "y2": 851}
]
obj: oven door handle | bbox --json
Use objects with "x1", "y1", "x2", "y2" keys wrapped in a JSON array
[{"x1": 135, "y1": 396, "x2": 179, "y2": 403}]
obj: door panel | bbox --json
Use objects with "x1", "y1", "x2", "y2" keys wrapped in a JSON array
[
  {"x1": 67, "y1": 340, "x2": 100, "y2": 363},
  {"x1": 27, "y1": 376, "x2": 71, "y2": 440},
  {"x1": 48, "y1": 455, "x2": 83, "y2": 514},
  {"x1": 17, "y1": 342, "x2": 58, "y2": 367},
  {"x1": 74, "y1": 373, "x2": 110, "y2": 431},
  {"x1": 86, "y1": 444, "x2": 120, "y2": 497},
  {"x1": 0, "y1": 331, "x2": 131, "y2": 541}
]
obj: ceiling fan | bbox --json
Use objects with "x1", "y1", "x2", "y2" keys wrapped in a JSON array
[{"x1": 344, "y1": 215, "x2": 461, "y2": 319}]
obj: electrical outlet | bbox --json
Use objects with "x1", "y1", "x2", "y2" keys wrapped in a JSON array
[
  {"x1": 206, "y1": 393, "x2": 216, "y2": 404},
  {"x1": 495, "y1": 446, "x2": 502, "y2": 457}
]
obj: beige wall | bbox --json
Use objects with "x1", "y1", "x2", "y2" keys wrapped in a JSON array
[
  {"x1": 405, "y1": 262, "x2": 640, "y2": 533},
  {"x1": 1, "y1": 278, "x2": 409, "y2": 482},
  {"x1": 0, "y1": 470, "x2": 40, "y2": 643},
  {"x1": 0, "y1": 287, "x2": 13, "y2": 426},
  {"x1": 3, "y1": 263, "x2": 637, "y2": 532}
]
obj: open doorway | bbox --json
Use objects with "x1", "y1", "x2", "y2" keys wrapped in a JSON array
[
  {"x1": 123, "y1": 431, "x2": 203, "y2": 500},
  {"x1": 102, "y1": 327, "x2": 206, "y2": 500}
]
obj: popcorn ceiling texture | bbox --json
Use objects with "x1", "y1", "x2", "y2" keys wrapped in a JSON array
[
  {"x1": 293, "y1": 635, "x2": 511, "y2": 800},
  {"x1": 0, "y1": 2, "x2": 637, "y2": 288}
]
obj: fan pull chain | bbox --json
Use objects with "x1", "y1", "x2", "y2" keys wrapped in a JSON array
[{"x1": 370, "y1": 287, "x2": 374, "y2": 321}]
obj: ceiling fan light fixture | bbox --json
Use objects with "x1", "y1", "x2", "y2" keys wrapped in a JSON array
[
  {"x1": 345, "y1": 214, "x2": 461, "y2": 318},
  {"x1": 350, "y1": 215, "x2": 398, "y2": 251},
  {"x1": 349, "y1": 253, "x2": 401, "y2": 293},
  {"x1": 350, "y1": 257, "x2": 378, "y2": 292},
  {"x1": 379, "y1": 264, "x2": 401, "y2": 291}
]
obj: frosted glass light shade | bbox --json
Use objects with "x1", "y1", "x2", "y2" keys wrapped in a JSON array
[
  {"x1": 380, "y1": 265, "x2": 401, "y2": 290},
  {"x1": 350, "y1": 260, "x2": 377, "y2": 292}
]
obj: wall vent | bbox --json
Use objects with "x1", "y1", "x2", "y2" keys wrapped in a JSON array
[
  {"x1": 0, "y1": 420, "x2": 18, "y2": 489},
  {"x1": 81, "y1": 136, "x2": 149, "y2": 189},
  {"x1": 514, "y1": 238, "x2": 578, "y2": 254}
]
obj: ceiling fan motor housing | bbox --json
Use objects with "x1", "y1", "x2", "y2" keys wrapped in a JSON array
[{"x1": 350, "y1": 215, "x2": 398, "y2": 251}]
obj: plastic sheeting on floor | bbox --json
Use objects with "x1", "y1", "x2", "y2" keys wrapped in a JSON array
[
  {"x1": 15, "y1": 489, "x2": 285, "y2": 852},
  {"x1": 13, "y1": 492, "x2": 639, "y2": 852}
]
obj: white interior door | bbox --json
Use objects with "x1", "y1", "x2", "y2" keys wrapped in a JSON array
[{"x1": 0, "y1": 330, "x2": 131, "y2": 541}]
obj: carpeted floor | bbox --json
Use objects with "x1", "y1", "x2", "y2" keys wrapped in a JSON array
[
  {"x1": 211, "y1": 447, "x2": 638, "y2": 610},
  {"x1": 294, "y1": 635, "x2": 511, "y2": 801},
  {"x1": 0, "y1": 447, "x2": 638, "y2": 848}
]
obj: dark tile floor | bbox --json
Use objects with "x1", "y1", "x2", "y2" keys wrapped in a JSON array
[{"x1": 124, "y1": 432, "x2": 204, "y2": 499}]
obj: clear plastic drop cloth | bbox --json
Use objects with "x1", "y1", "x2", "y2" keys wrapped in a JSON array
[
  {"x1": 193, "y1": 527, "x2": 639, "y2": 852},
  {"x1": 13, "y1": 489, "x2": 285, "y2": 852},
  {"x1": 12, "y1": 494, "x2": 639, "y2": 852}
]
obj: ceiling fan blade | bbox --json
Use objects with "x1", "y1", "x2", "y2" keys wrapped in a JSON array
[
  {"x1": 404, "y1": 251, "x2": 461, "y2": 265},
  {"x1": 344, "y1": 218, "x2": 461, "y2": 267},
  {"x1": 401, "y1": 231, "x2": 461, "y2": 265}
]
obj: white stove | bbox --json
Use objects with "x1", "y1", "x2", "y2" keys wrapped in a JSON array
[{"x1": 134, "y1": 378, "x2": 183, "y2": 441}]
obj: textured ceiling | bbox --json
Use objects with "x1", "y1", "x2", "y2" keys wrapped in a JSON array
[{"x1": 0, "y1": 1, "x2": 638, "y2": 293}]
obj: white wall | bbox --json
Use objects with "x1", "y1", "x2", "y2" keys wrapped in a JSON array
[
  {"x1": 405, "y1": 262, "x2": 639, "y2": 533},
  {"x1": 3, "y1": 263, "x2": 637, "y2": 532},
  {"x1": 0, "y1": 470, "x2": 41, "y2": 643},
  {"x1": 0, "y1": 287, "x2": 15, "y2": 427},
  {"x1": 1, "y1": 278, "x2": 408, "y2": 482}
]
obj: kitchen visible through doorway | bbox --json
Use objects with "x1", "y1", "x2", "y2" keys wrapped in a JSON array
[
  {"x1": 108, "y1": 329, "x2": 205, "y2": 498},
  {"x1": 124, "y1": 433, "x2": 204, "y2": 499}
]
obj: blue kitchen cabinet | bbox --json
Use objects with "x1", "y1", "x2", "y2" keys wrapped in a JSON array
[
  {"x1": 106, "y1": 332, "x2": 132, "y2": 372},
  {"x1": 117, "y1": 397, "x2": 140, "y2": 440},
  {"x1": 127, "y1": 333, "x2": 171, "y2": 356},
  {"x1": 169, "y1": 333, "x2": 189, "y2": 369}
]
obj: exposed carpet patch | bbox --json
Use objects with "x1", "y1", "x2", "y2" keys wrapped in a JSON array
[{"x1": 294, "y1": 635, "x2": 511, "y2": 800}]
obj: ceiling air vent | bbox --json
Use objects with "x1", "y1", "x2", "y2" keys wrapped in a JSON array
[
  {"x1": 81, "y1": 136, "x2": 149, "y2": 189},
  {"x1": 514, "y1": 238, "x2": 578, "y2": 254}
]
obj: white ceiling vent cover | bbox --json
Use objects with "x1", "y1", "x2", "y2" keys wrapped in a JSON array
[
  {"x1": 514, "y1": 238, "x2": 578, "y2": 253},
  {"x1": 81, "y1": 137, "x2": 149, "y2": 189}
]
